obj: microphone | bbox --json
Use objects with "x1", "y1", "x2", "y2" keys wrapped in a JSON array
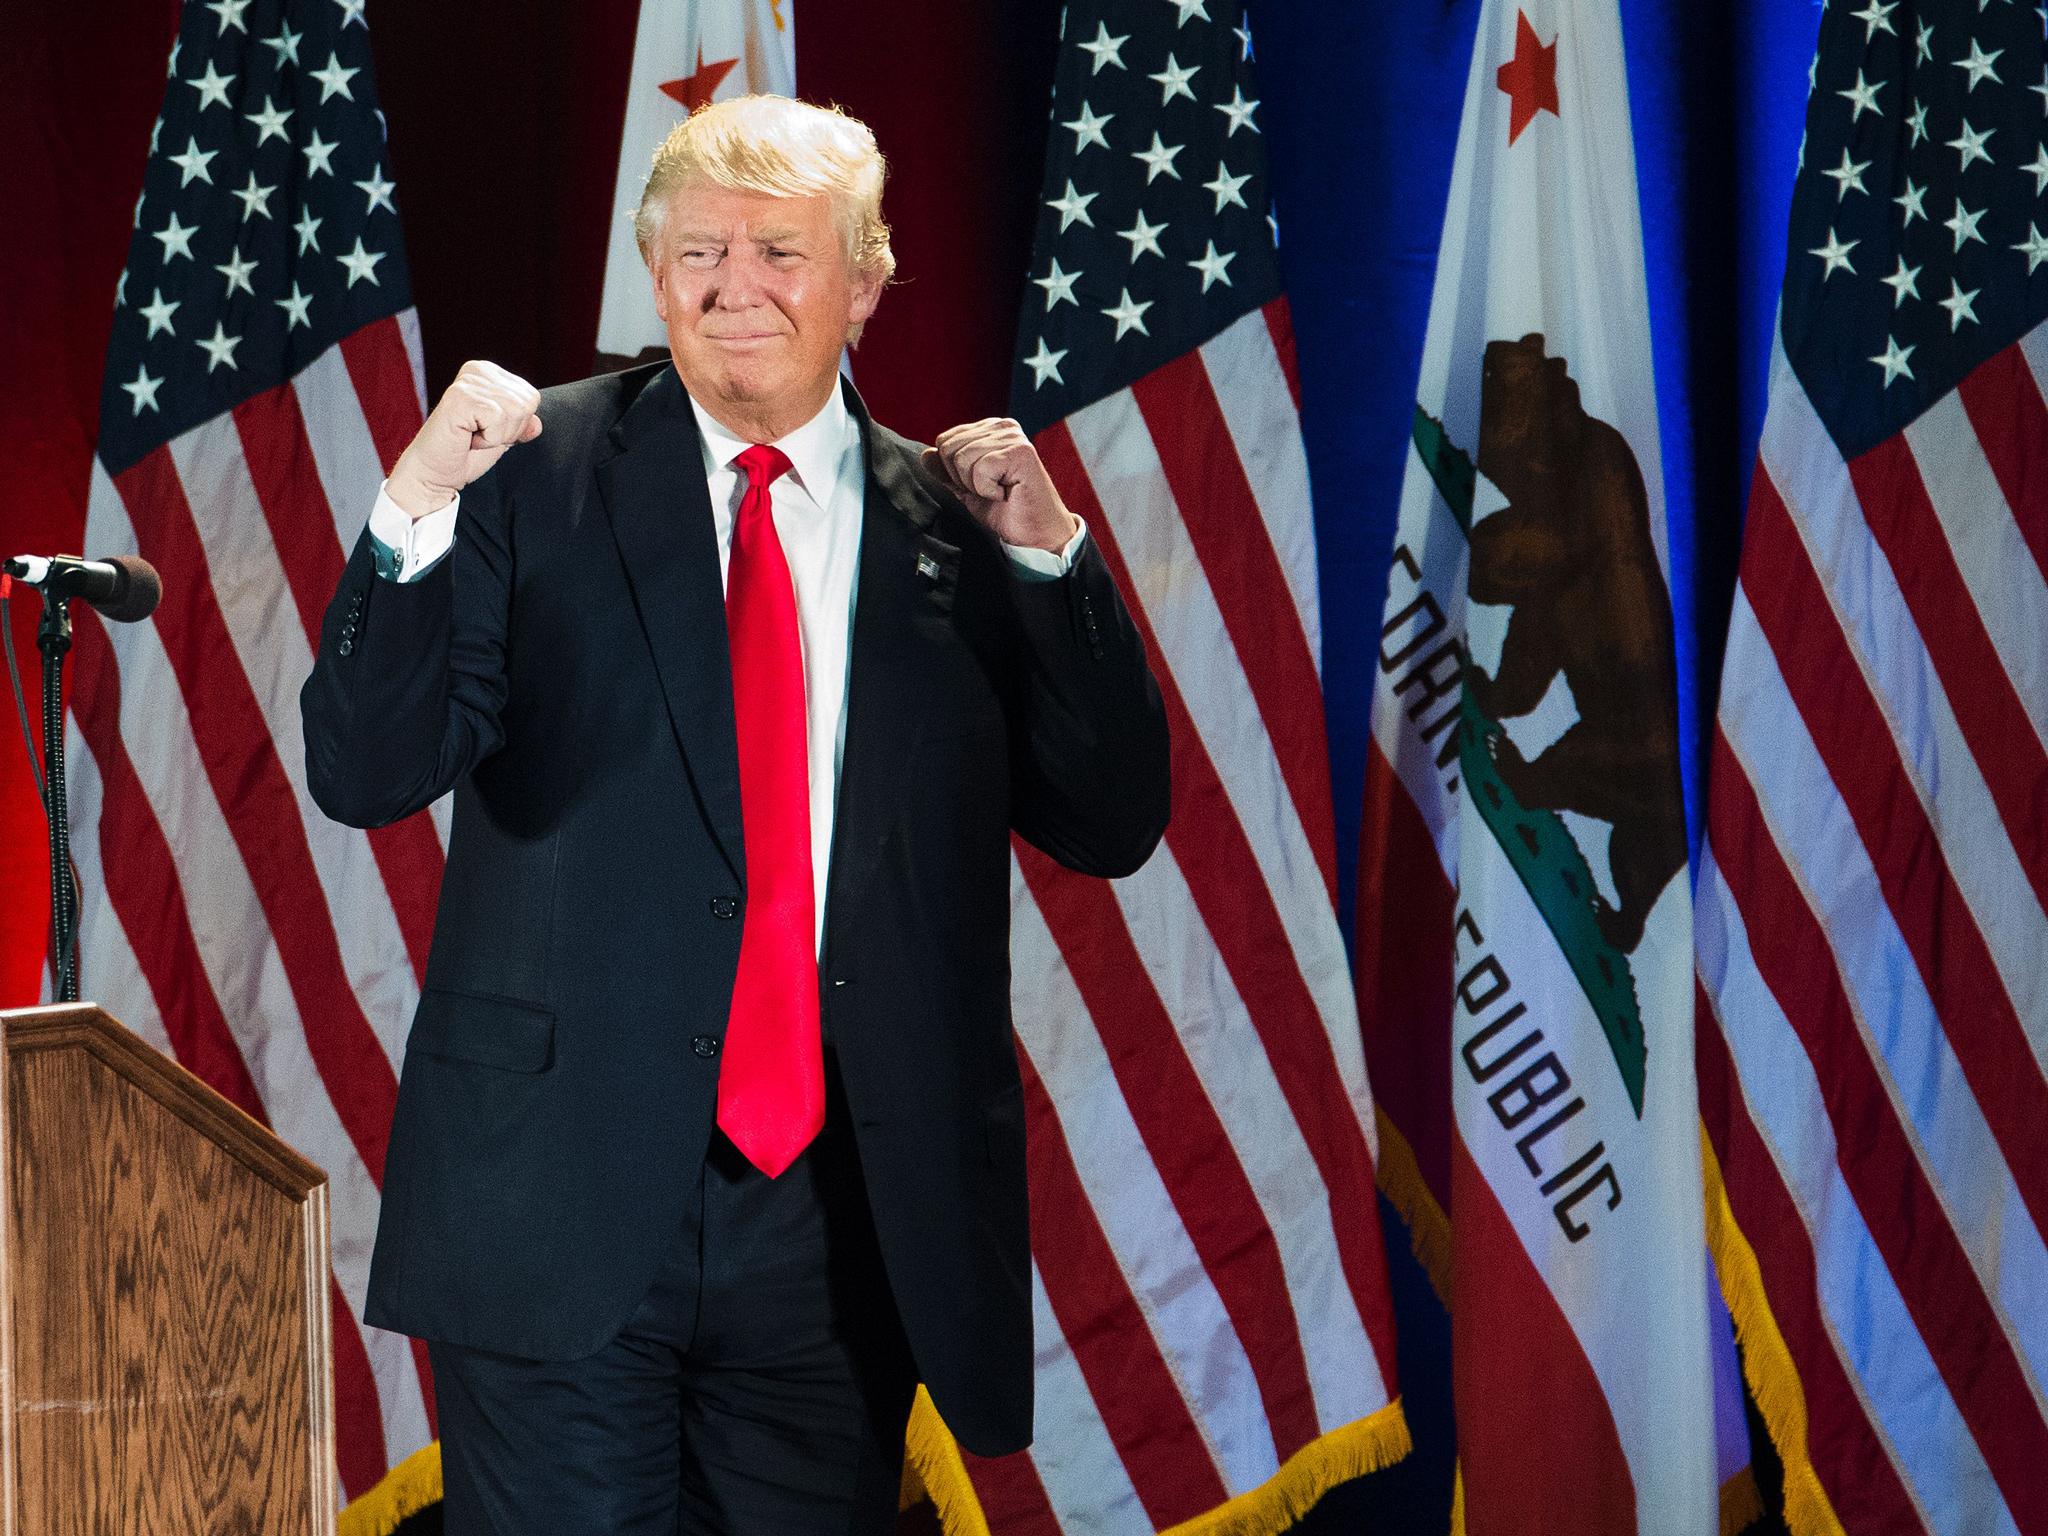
[{"x1": 3, "y1": 554, "x2": 162, "y2": 623}]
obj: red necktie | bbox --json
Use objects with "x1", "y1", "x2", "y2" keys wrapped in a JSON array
[{"x1": 716, "y1": 444, "x2": 822, "y2": 1177}]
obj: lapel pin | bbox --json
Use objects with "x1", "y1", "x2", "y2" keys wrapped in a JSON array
[{"x1": 916, "y1": 552, "x2": 941, "y2": 581}]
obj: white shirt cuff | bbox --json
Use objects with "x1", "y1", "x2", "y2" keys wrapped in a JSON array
[
  {"x1": 1001, "y1": 516, "x2": 1088, "y2": 582},
  {"x1": 368, "y1": 482, "x2": 460, "y2": 583}
]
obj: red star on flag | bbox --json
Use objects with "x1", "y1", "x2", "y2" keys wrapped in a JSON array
[
  {"x1": 1496, "y1": 11, "x2": 1560, "y2": 146},
  {"x1": 660, "y1": 44, "x2": 739, "y2": 114}
]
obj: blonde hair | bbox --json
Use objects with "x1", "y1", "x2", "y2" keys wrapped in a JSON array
[{"x1": 633, "y1": 94, "x2": 896, "y2": 287}]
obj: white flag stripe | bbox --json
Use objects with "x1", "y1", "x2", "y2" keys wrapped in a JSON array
[
  {"x1": 397, "y1": 307, "x2": 429, "y2": 416},
  {"x1": 1063, "y1": 392, "x2": 1359, "y2": 1061},
  {"x1": 1198, "y1": 310, "x2": 1322, "y2": 666},
  {"x1": 1719, "y1": 592, "x2": 2048, "y2": 1390},
  {"x1": 1902, "y1": 395, "x2": 2048, "y2": 751},
  {"x1": 363, "y1": 1325, "x2": 433, "y2": 1472},
  {"x1": 57, "y1": 737, "x2": 176, "y2": 1062},
  {"x1": 293, "y1": 347, "x2": 397, "y2": 562},
  {"x1": 1024, "y1": 1262, "x2": 1154, "y2": 1532},
  {"x1": 1696, "y1": 856, "x2": 2016, "y2": 1536},
  {"x1": 1009, "y1": 879, "x2": 1274, "y2": 1488},
  {"x1": 1757, "y1": 374, "x2": 2048, "y2": 1063},
  {"x1": 1099, "y1": 843, "x2": 1385, "y2": 1428},
  {"x1": 2022, "y1": 322, "x2": 2048, "y2": 412},
  {"x1": 165, "y1": 421, "x2": 417, "y2": 1071}
]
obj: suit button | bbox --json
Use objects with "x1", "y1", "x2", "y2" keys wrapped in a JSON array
[
  {"x1": 691, "y1": 1035, "x2": 720, "y2": 1058},
  {"x1": 709, "y1": 896, "x2": 739, "y2": 920},
  {"x1": 337, "y1": 639, "x2": 354, "y2": 657}
]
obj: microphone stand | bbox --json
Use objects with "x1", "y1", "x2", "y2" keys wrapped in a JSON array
[{"x1": 37, "y1": 588, "x2": 77, "y2": 1003}]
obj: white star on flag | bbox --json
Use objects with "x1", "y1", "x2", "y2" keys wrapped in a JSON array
[
  {"x1": 195, "y1": 322, "x2": 242, "y2": 373},
  {"x1": 232, "y1": 171, "x2": 274, "y2": 220},
  {"x1": 1117, "y1": 210, "x2": 1168, "y2": 261},
  {"x1": 187, "y1": 60, "x2": 235, "y2": 111},
  {"x1": 153, "y1": 211, "x2": 199, "y2": 263},
  {"x1": 2014, "y1": 222, "x2": 2048, "y2": 273},
  {"x1": 139, "y1": 288, "x2": 181, "y2": 339},
  {"x1": 1850, "y1": 0, "x2": 1898, "y2": 40},
  {"x1": 1203, "y1": 162, "x2": 1251, "y2": 212},
  {"x1": 303, "y1": 129, "x2": 339, "y2": 177},
  {"x1": 1838, "y1": 69, "x2": 1884, "y2": 120},
  {"x1": 169, "y1": 136, "x2": 217, "y2": 186},
  {"x1": 1870, "y1": 333, "x2": 1915, "y2": 384},
  {"x1": 1047, "y1": 179, "x2": 1099, "y2": 231},
  {"x1": 1214, "y1": 86, "x2": 1259, "y2": 136},
  {"x1": 1824, "y1": 147, "x2": 1873, "y2": 199},
  {"x1": 1101, "y1": 286, "x2": 1153, "y2": 339},
  {"x1": 1938, "y1": 277, "x2": 1981, "y2": 331},
  {"x1": 1062, "y1": 101, "x2": 1114, "y2": 154},
  {"x1": 339, "y1": 238, "x2": 386, "y2": 288},
  {"x1": 1133, "y1": 131, "x2": 1185, "y2": 182},
  {"x1": 205, "y1": 0, "x2": 250, "y2": 34},
  {"x1": 1954, "y1": 37, "x2": 2003, "y2": 90},
  {"x1": 1811, "y1": 226, "x2": 1858, "y2": 277},
  {"x1": 263, "y1": 23, "x2": 302, "y2": 65},
  {"x1": 1187, "y1": 240, "x2": 1236, "y2": 291},
  {"x1": 294, "y1": 209, "x2": 323, "y2": 254},
  {"x1": 246, "y1": 96, "x2": 292, "y2": 145},
  {"x1": 215, "y1": 247, "x2": 258, "y2": 297},
  {"x1": 120, "y1": 363, "x2": 163, "y2": 415},
  {"x1": 1895, "y1": 177, "x2": 1928, "y2": 223},
  {"x1": 355, "y1": 168, "x2": 398, "y2": 214},
  {"x1": 1023, "y1": 338, "x2": 1067, "y2": 388},
  {"x1": 1079, "y1": 21, "x2": 1129, "y2": 73},
  {"x1": 1881, "y1": 255, "x2": 1922, "y2": 306},
  {"x1": 311, "y1": 51, "x2": 359, "y2": 102},
  {"x1": 1945, "y1": 196, "x2": 1988, "y2": 249},
  {"x1": 1946, "y1": 118, "x2": 1995, "y2": 170},
  {"x1": 1148, "y1": 54, "x2": 1200, "y2": 105},
  {"x1": 275, "y1": 281, "x2": 313, "y2": 329},
  {"x1": 1033, "y1": 257, "x2": 1081, "y2": 309}
]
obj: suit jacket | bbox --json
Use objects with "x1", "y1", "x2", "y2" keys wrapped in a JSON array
[{"x1": 299, "y1": 362, "x2": 1169, "y2": 1457}]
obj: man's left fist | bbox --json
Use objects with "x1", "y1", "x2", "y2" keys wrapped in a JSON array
[{"x1": 923, "y1": 419, "x2": 1080, "y2": 554}]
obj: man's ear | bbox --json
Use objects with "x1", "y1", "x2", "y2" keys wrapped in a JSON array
[
  {"x1": 649, "y1": 253, "x2": 670, "y2": 324},
  {"x1": 848, "y1": 267, "x2": 883, "y2": 331}
]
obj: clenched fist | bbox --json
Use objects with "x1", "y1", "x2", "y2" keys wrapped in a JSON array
[
  {"x1": 921, "y1": 419, "x2": 1080, "y2": 554},
  {"x1": 385, "y1": 360, "x2": 544, "y2": 520}
]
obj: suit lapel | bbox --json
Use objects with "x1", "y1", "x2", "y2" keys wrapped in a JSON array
[
  {"x1": 594, "y1": 367, "x2": 748, "y2": 883},
  {"x1": 825, "y1": 386, "x2": 960, "y2": 950}
]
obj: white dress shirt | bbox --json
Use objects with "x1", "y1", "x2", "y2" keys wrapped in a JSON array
[{"x1": 365, "y1": 386, "x2": 1085, "y2": 953}]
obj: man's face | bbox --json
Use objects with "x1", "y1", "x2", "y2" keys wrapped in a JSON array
[{"x1": 650, "y1": 179, "x2": 880, "y2": 434}]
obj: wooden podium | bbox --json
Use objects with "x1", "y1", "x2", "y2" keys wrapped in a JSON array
[{"x1": 0, "y1": 1004, "x2": 335, "y2": 1535}]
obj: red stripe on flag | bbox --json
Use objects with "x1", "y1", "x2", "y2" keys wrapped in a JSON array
[
  {"x1": 1125, "y1": 355, "x2": 1338, "y2": 902},
  {"x1": 330, "y1": 1272, "x2": 388, "y2": 1502},
  {"x1": 1355, "y1": 740, "x2": 1455, "y2": 1213},
  {"x1": 68, "y1": 612, "x2": 266, "y2": 1120},
  {"x1": 338, "y1": 317, "x2": 427, "y2": 475},
  {"x1": 1707, "y1": 727, "x2": 2048, "y2": 1528},
  {"x1": 1744, "y1": 468, "x2": 2048, "y2": 1240},
  {"x1": 1262, "y1": 296, "x2": 1304, "y2": 414},
  {"x1": 411, "y1": 1339, "x2": 437, "y2": 1439},
  {"x1": 1451, "y1": 1132, "x2": 1636, "y2": 1536},
  {"x1": 1956, "y1": 342, "x2": 2048, "y2": 591},
  {"x1": 230, "y1": 382, "x2": 442, "y2": 984},
  {"x1": 1695, "y1": 982, "x2": 1926, "y2": 1536},
  {"x1": 1015, "y1": 842, "x2": 1322, "y2": 1458},
  {"x1": 1039, "y1": 422, "x2": 1401, "y2": 1390},
  {"x1": 1846, "y1": 439, "x2": 2048, "y2": 907},
  {"x1": 1016, "y1": 1048, "x2": 1230, "y2": 1526},
  {"x1": 959, "y1": 1445, "x2": 1066, "y2": 1536},
  {"x1": 112, "y1": 447, "x2": 398, "y2": 1186}
]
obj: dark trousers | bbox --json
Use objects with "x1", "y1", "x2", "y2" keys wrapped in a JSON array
[{"x1": 430, "y1": 1112, "x2": 918, "y2": 1535}]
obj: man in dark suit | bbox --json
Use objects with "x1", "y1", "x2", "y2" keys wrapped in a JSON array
[{"x1": 300, "y1": 94, "x2": 1168, "y2": 1533}]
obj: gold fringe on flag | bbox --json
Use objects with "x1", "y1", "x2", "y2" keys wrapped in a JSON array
[
  {"x1": 337, "y1": 1441, "x2": 442, "y2": 1536},
  {"x1": 1373, "y1": 1108, "x2": 1452, "y2": 1309},
  {"x1": 903, "y1": 1388, "x2": 1411, "y2": 1536},
  {"x1": 1700, "y1": 1125, "x2": 1846, "y2": 1536}
]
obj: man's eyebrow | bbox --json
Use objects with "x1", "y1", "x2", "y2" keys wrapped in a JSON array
[
  {"x1": 750, "y1": 226, "x2": 808, "y2": 245},
  {"x1": 670, "y1": 228, "x2": 729, "y2": 246}
]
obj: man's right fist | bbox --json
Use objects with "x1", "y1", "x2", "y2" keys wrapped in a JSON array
[{"x1": 385, "y1": 360, "x2": 544, "y2": 520}]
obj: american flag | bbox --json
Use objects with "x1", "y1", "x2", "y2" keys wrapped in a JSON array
[
  {"x1": 900, "y1": 1, "x2": 1409, "y2": 1527},
  {"x1": 1695, "y1": 2, "x2": 2048, "y2": 1532},
  {"x1": 71, "y1": 0, "x2": 440, "y2": 1503}
]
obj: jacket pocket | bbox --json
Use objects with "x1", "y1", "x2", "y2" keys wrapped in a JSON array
[{"x1": 406, "y1": 987, "x2": 556, "y2": 1072}]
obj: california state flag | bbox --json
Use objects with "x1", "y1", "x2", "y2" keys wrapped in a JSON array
[
  {"x1": 595, "y1": 0, "x2": 797, "y2": 362},
  {"x1": 1358, "y1": 2, "x2": 1724, "y2": 1531}
]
